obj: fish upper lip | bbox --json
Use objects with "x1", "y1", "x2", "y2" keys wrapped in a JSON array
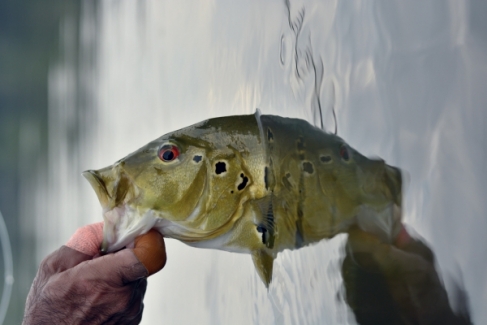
[
  {"x1": 82, "y1": 170, "x2": 111, "y2": 208},
  {"x1": 84, "y1": 170, "x2": 109, "y2": 195}
]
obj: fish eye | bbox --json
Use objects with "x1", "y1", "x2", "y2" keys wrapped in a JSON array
[
  {"x1": 158, "y1": 144, "x2": 180, "y2": 162},
  {"x1": 339, "y1": 145, "x2": 350, "y2": 161}
]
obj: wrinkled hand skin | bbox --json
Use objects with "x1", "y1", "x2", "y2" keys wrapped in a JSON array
[
  {"x1": 23, "y1": 224, "x2": 166, "y2": 325},
  {"x1": 342, "y1": 226, "x2": 471, "y2": 325}
]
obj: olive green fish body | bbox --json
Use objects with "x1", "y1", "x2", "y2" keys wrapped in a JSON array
[{"x1": 83, "y1": 112, "x2": 402, "y2": 286}]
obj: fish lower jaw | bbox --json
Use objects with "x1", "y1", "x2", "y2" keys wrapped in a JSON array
[
  {"x1": 151, "y1": 220, "x2": 252, "y2": 254},
  {"x1": 101, "y1": 203, "x2": 242, "y2": 253}
]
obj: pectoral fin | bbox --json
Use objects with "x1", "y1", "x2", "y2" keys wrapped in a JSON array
[{"x1": 252, "y1": 250, "x2": 275, "y2": 288}]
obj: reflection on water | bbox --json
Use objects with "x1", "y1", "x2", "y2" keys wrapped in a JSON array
[{"x1": 23, "y1": 0, "x2": 487, "y2": 324}]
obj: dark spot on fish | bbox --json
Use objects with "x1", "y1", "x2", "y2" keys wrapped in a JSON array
[
  {"x1": 193, "y1": 155, "x2": 202, "y2": 163},
  {"x1": 257, "y1": 225, "x2": 267, "y2": 244},
  {"x1": 267, "y1": 128, "x2": 274, "y2": 142},
  {"x1": 230, "y1": 190, "x2": 234, "y2": 194},
  {"x1": 154, "y1": 167, "x2": 163, "y2": 175},
  {"x1": 320, "y1": 155, "x2": 332, "y2": 163},
  {"x1": 237, "y1": 173, "x2": 249, "y2": 191},
  {"x1": 303, "y1": 161, "x2": 314, "y2": 174},
  {"x1": 215, "y1": 161, "x2": 226, "y2": 174}
]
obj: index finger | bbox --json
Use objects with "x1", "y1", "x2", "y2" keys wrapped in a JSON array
[{"x1": 66, "y1": 222, "x2": 104, "y2": 256}]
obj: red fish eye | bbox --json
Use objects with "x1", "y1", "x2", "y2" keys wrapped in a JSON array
[
  {"x1": 159, "y1": 145, "x2": 179, "y2": 162},
  {"x1": 339, "y1": 145, "x2": 350, "y2": 161}
]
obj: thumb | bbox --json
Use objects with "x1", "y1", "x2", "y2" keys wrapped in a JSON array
[{"x1": 132, "y1": 229, "x2": 166, "y2": 276}]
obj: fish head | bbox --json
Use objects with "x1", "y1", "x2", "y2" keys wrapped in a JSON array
[{"x1": 83, "y1": 115, "x2": 265, "y2": 253}]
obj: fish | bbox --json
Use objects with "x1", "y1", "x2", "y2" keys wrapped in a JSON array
[{"x1": 83, "y1": 111, "x2": 402, "y2": 287}]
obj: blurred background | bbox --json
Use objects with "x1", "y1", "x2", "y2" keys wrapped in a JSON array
[
  {"x1": 0, "y1": 1, "x2": 79, "y2": 322},
  {"x1": 1, "y1": 0, "x2": 486, "y2": 324}
]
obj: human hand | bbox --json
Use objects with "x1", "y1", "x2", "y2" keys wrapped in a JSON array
[
  {"x1": 342, "y1": 226, "x2": 470, "y2": 325},
  {"x1": 23, "y1": 223, "x2": 166, "y2": 325}
]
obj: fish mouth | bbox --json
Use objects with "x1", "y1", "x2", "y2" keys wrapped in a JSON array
[
  {"x1": 83, "y1": 165, "x2": 132, "y2": 209},
  {"x1": 82, "y1": 170, "x2": 111, "y2": 209},
  {"x1": 361, "y1": 164, "x2": 402, "y2": 207},
  {"x1": 83, "y1": 166, "x2": 140, "y2": 253}
]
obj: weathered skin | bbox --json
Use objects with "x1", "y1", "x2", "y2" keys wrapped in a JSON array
[{"x1": 83, "y1": 112, "x2": 402, "y2": 286}]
